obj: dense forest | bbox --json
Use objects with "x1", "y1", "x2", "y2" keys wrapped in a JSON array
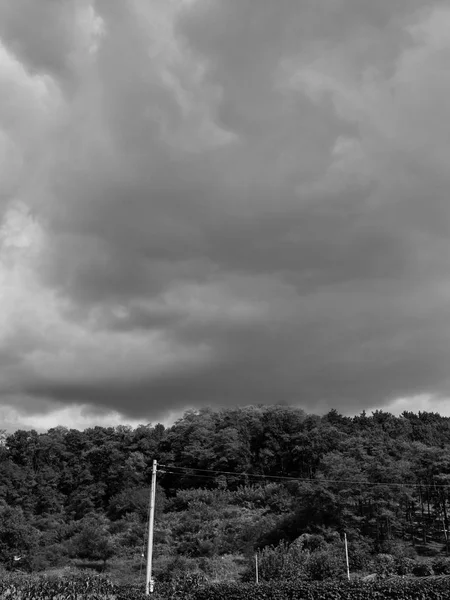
[{"x1": 2, "y1": 406, "x2": 450, "y2": 581}]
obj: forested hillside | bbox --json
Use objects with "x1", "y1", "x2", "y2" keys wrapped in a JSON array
[{"x1": 2, "y1": 406, "x2": 450, "y2": 580}]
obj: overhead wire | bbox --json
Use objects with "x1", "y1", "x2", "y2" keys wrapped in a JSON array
[{"x1": 159, "y1": 464, "x2": 450, "y2": 489}]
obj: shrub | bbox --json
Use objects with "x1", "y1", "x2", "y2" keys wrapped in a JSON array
[
  {"x1": 344, "y1": 536, "x2": 373, "y2": 571},
  {"x1": 198, "y1": 554, "x2": 246, "y2": 582},
  {"x1": 388, "y1": 541, "x2": 417, "y2": 560},
  {"x1": 155, "y1": 554, "x2": 202, "y2": 583},
  {"x1": 372, "y1": 553, "x2": 396, "y2": 578},
  {"x1": 305, "y1": 549, "x2": 346, "y2": 581},
  {"x1": 412, "y1": 561, "x2": 434, "y2": 577},
  {"x1": 293, "y1": 533, "x2": 327, "y2": 553},
  {"x1": 242, "y1": 542, "x2": 308, "y2": 582},
  {"x1": 395, "y1": 556, "x2": 416, "y2": 576},
  {"x1": 245, "y1": 536, "x2": 350, "y2": 583},
  {"x1": 69, "y1": 515, "x2": 115, "y2": 565},
  {"x1": 432, "y1": 556, "x2": 450, "y2": 575},
  {"x1": 30, "y1": 546, "x2": 68, "y2": 572}
]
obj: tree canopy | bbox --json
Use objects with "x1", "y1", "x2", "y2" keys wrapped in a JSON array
[{"x1": 1, "y1": 406, "x2": 450, "y2": 575}]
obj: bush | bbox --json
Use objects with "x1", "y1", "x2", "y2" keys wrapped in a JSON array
[
  {"x1": 372, "y1": 554, "x2": 396, "y2": 578},
  {"x1": 245, "y1": 536, "x2": 350, "y2": 583},
  {"x1": 432, "y1": 557, "x2": 450, "y2": 575},
  {"x1": 388, "y1": 541, "x2": 417, "y2": 560},
  {"x1": 293, "y1": 533, "x2": 327, "y2": 553},
  {"x1": 412, "y1": 561, "x2": 434, "y2": 577},
  {"x1": 155, "y1": 554, "x2": 202, "y2": 583},
  {"x1": 305, "y1": 549, "x2": 346, "y2": 581},
  {"x1": 347, "y1": 537, "x2": 373, "y2": 571},
  {"x1": 41, "y1": 543, "x2": 71, "y2": 569},
  {"x1": 69, "y1": 515, "x2": 115, "y2": 565},
  {"x1": 242, "y1": 542, "x2": 308, "y2": 582},
  {"x1": 395, "y1": 556, "x2": 416, "y2": 576},
  {"x1": 198, "y1": 554, "x2": 246, "y2": 582}
]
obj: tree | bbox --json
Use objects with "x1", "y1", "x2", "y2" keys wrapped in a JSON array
[
  {"x1": 0, "y1": 504, "x2": 39, "y2": 570},
  {"x1": 70, "y1": 514, "x2": 115, "y2": 566}
]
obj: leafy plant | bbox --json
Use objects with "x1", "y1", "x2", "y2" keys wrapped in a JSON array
[
  {"x1": 395, "y1": 556, "x2": 416, "y2": 575},
  {"x1": 412, "y1": 561, "x2": 434, "y2": 577},
  {"x1": 372, "y1": 553, "x2": 396, "y2": 578},
  {"x1": 432, "y1": 556, "x2": 450, "y2": 575}
]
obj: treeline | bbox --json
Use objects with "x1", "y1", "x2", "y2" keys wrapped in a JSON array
[{"x1": 1, "y1": 406, "x2": 450, "y2": 577}]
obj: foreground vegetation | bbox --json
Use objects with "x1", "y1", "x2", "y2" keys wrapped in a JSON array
[
  {"x1": 3, "y1": 572, "x2": 450, "y2": 600},
  {"x1": 2, "y1": 406, "x2": 450, "y2": 584}
]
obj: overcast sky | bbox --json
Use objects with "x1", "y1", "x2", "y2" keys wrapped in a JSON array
[{"x1": 1, "y1": 0, "x2": 450, "y2": 431}]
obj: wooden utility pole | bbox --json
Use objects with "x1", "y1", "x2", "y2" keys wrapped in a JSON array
[{"x1": 145, "y1": 460, "x2": 157, "y2": 595}]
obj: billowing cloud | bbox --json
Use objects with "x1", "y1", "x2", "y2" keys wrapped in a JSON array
[{"x1": 1, "y1": 0, "x2": 450, "y2": 429}]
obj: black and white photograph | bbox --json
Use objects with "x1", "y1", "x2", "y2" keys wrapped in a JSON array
[{"x1": 1, "y1": 0, "x2": 450, "y2": 597}]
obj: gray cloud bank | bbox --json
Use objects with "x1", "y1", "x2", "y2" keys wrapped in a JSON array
[{"x1": 1, "y1": 0, "x2": 450, "y2": 425}]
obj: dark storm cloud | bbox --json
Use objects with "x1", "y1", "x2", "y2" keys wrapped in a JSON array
[
  {"x1": 15, "y1": 282, "x2": 450, "y2": 416},
  {"x1": 1, "y1": 0, "x2": 450, "y2": 427}
]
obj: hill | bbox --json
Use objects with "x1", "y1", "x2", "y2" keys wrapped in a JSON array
[{"x1": 1, "y1": 406, "x2": 450, "y2": 580}]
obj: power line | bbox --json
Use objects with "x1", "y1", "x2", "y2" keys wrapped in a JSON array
[{"x1": 159, "y1": 464, "x2": 450, "y2": 489}]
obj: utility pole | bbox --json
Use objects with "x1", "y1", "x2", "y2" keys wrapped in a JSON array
[
  {"x1": 255, "y1": 553, "x2": 259, "y2": 584},
  {"x1": 344, "y1": 533, "x2": 350, "y2": 581},
  {"x1": 145, "y1": 460, "x2": 157, "y2": 595}
]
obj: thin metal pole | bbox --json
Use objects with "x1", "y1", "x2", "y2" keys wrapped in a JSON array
[
  {"x1": 344, "y1": 533, "x2": 350, "y2": 581},
  {"x1": 255, "y1": 553, "x2": 259, "y2": 584},
  {"x1": 145, "y1": 460, "x2": 157, "y2": 595}
]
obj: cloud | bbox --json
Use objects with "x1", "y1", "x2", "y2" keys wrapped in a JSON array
[{"x1": 1, "y1": 0, "x2": 450, "y2": 428}]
